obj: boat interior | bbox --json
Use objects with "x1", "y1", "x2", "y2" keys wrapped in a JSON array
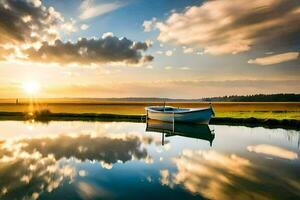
[{"x1": 149, "y1": 106, "x2": 190, "y2": 112}]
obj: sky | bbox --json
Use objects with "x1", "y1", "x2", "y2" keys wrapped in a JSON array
[{"x1": 0, "y1": 0, "x2": 299, "y2": 98}]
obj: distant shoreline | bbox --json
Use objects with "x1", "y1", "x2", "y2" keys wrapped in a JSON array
[
  {"x1": 0, "y1": 112, "x2": 298, "y2": 130},
  {"x1": 0, "y1": 93, "x2": 299, "y2": 103}
]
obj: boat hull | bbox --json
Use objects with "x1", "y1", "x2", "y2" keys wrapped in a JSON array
[{"x1": 146, "y1": 107, "x2": 213, "y2": 124}]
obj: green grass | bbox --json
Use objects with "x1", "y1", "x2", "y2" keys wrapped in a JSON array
[
  {"x1": 0, "y1": 102, "x2": 299, "y2": 121},
  {"x1": 216, "y1": 111, "x2": 300, "y2": 120},
  {"x1": 0, "y1": 110, "x2": 298, "y2": 129}
]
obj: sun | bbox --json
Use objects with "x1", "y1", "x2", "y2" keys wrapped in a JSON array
[{"x1": 22, "y1": 81, "x2": 40, "y2": 95}]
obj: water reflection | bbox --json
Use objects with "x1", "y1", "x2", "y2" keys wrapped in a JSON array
[
  {"x1": 0, "y1": 123, "x2": 158, "y2": 200},
  {"x1": 146, "y1": 120, "x2": 215, "y2": 146},
  {"x1": 77, "y1": 181, "x2": 114, "y2": 200},
  {"x1": 247, "y1": 144, "x2": 298, "y2": 160},
  {"x1": 160, "y1": 149, "x2": 300, "y2": 200},
  {"x1": 20, "y1": 134, "x2": 149, "y2": 167},
  {"x1": 0, "y1": 145, "x2": 76, "y2": 200},
  {"x1": 0, "y1": 121, "x2": 298, "y2": 200}
]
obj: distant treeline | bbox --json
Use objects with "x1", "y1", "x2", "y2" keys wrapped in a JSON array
[
  {"x1": 105, "y1": 93, "x2": 300, "y2": 102},
  {"x1": 1, "y1": 93, "x2": 299, "y2": 103},
  {"x1": 202, "y1": 94, "x2": 300, "y2": 102}
]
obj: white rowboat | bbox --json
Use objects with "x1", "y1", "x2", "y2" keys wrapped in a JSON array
[{"x1": 145, "y1": 105, "x2": 214, "y2": 124}]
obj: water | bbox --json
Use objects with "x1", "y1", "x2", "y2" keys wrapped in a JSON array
[{"x1": 0, "y1": 120, "x2": 299, "y2": 200}]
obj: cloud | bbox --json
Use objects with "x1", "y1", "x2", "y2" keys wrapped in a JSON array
[
  {"x1": 39, "y1": 79, "x2": 300, "y2": 99},
  {"x1": 27, "y1": 0, "x2": 42, "y2": 7},
  {"x1": 165, "y1": 50, "x2": 173, "y2": 56},
  {"x1": 142, "y1": 55, "x2": 154, "y2": 63},
  {"x1": 0, "y1": 0, "x2": 63, "y2": 46},
  {"x1": 156, "y1": 0, "x2": 300, "y2": 55},
  {"x1": 143, "y1": 17, "x2": 157, "y2": 32},
  {"x1": 24, "y1": 35, "x2": 153, "y2": 65},
  {"x1": 158, "y1": 79, "x2": 300, "y2": 89},
  {"x1": 80, "y1": 0, "x2": 124, "y2": 20},
  {"x1": 179, "y1": 67, "x2": 190, "y2": 70},
  {"x1": 163, "y1": 66, "x2": 191, "y2": 70},
  {"x1": 248, "y1": 52, "x2": 299, "y2": 65},
  {"x1": 145, "y1": 65, "x2": 153, "y2": 69},
  {"x1": 101, "y1": 32, "x2": 114, "y2": 39},
  {"x1": 61, "y1": 19, "x2": 77, "y2": 33},
  {"x1": 0, "y1": 0, "x2": 153, "y2": 66},
  {"x1": 183, "y1": 47, "x2": 194, "y2": 54},
  {"x1": 80, "y1": 24, "x2": 89, "y2": 30},
  {"x1": 247, "y1": 144, "x2": 298, "y2": 160}
]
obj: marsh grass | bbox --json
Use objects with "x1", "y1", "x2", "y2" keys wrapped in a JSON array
[
  {"x1": 216, "y1": 111, "x2": 300, "y2": 120},
  {"x1": 0, "y1": 102, "x2": 299, "y2": 121}
]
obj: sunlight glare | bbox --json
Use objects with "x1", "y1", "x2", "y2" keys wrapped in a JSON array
[{"x1": 22, "y1": 81, "x2": 40, "y2": 95}]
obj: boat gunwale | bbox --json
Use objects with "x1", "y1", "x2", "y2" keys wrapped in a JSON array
[{"x1": 145, "y1": 106, "x2": 212, "y2": 114}]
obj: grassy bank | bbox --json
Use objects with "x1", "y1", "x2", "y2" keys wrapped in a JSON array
[
  {"x1": 216, "y1": 111, "x2": 300, "y2": 120},
  {"x1": 0, "y1": 102, "x2": 299, "y2": 119},
  {"x1": 0, "y1": 102, "x2": 299, "y2": 114},
  {"x1": 0, "y1": 102, "x2": 299, "y2": 129},
  {"x1": 0, "y1": 111, "x2": 298, "y2": 130}
]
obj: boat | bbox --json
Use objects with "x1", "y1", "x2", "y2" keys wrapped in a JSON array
[
  {"x1": 145, "y1": 120, "x2": 215, "y2": 146},
  {"x1": 145, "y1": 104, "x2": 214, "y2": 124}
]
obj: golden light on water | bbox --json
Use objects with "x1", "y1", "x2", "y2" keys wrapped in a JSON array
[{"x1": 22, "y1": 81, "x2": 40, "y2": 96}]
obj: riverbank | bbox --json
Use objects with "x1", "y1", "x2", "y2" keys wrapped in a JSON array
[
  {"x1": 0, "y1": 102, "x2": 299, "y2": 115},
  {"x1": 0, "y1": 111, "x2": 298, "y2": 130}
]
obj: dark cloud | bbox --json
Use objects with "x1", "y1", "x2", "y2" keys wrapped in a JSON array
[
  {"x1": 0, "y1": 0, "x2": 154, "y2": 65},
  {"x1": 24, "y1": 36, "x2": 153, "y2": 65},
  {"x1": 0, "y1": 0, "x2": 62, "y2": 45},
  {"x1": 142, "y1": 55, "x2": 154, "y2": 63},
  {"x1": 132, "y1": 42, "x2": 149, "y2": 51}
]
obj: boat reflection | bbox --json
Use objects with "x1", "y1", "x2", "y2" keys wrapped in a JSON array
[{"x1": 146, "y1": 120, "x2": 215, "y2": 146}]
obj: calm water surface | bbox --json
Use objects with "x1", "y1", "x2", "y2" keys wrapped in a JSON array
[{"x1": 0, "y1": 120, "x2": 299, "y2": 200}]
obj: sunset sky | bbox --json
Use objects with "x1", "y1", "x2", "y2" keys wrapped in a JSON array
[{"x1": 0, "y1": 0, "x2": 299, "y2": 98}]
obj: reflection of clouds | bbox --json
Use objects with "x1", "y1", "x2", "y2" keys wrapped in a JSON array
[
  {"x1": 160, "y1": 170, "x2": 170, "y2": 186},
  {"x1": 100, "y1": 161, "x2": 113, "y2": 170},
  {"x1": 19, "y1": 134, "x2": 149, "y2": 167},
  {"x1": 143, "y1": 155, "x2": 154, "y2": 164},
  {"x1": 0, "y1": 129, "x2": 154, "y2": 199},
  {"x1": 161, "y1": 149, "x2": 300, "y2": 200},
  {"x1": 77, "y1": 181, "x2": 113, "y2": 200},
  {"x1": 147, "y1": 176, "x2": 152, "y2": 183},
  {"x1": 247, "y1": 144, "x2": 298, "y2": 160},
  {"x1": 170, "y1": 150, "x2": 253, "y2": 199},
  {"x1": 0, "y1": 152, "x2": 75, "y2": 200},
  {"x1": 79, "y1": 170, "x2": 87, "y2": 177},
  {"x1": 156, "y1": 143, "x2": 171, "y2": 154}
]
